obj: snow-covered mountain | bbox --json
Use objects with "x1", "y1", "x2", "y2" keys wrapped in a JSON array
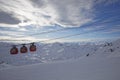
[
  {"x1": 0, "y1": 39, "x2": 120, "y2": 67},
  {"x1": 0, "y1": 42, "x2": 97, "y2": 66},
  {"x1": 0, "y1": 39, "x2": 120, "y2": 80}
]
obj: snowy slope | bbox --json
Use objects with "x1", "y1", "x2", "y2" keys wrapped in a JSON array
[
  {"x1": 0, "y1": 39, "x2": 120, "y2": 80},
  {"x1": 0, "y1": 56, "x2": 120, "y2": 80},
  {"x1": 0, "y1": 39, "x2": 120, "y2": 67},
  {"x1": 0, "y1": 42, "x2": 100, "y2": 66},
  {"x1": 95, "y1": 39, "x2": 120, "y2": 57}
]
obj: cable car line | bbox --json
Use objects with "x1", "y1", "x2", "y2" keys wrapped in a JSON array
[
  {"x1": 18, "y1": 27, "x2": 79, "y2": 37},
  {"x1": 10, "y1": 32, "x2": 84, "y2": 55},
  {"x1": 10, "y1": 28, "x2": 105, "y2": 54},
  {"x1": 15, "y1": 28, "x2": 104, "y2": 46},
  {"x1": 37, "y1": 28, "x2": 104, "y2": 43},
  {"x1": 8, "y1": 27, "x2": 105, "y2": 47},
  {"x1": 12, "y1": 32, "x2": 83, "y2": 47},
  {"x1": 3, "y1": 27, "x2": 79, "y2": 47}
]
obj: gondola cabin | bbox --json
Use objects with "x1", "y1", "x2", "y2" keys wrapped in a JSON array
[
  {"x1": 10, "y1": 46, "x2": 18, "y2": 55},
  {"x1": 30, "y1": 43, "x2": 36, "y2": 52},
  {"x1": 20, "y1": 44, "x2": 28, "y2": 53}
]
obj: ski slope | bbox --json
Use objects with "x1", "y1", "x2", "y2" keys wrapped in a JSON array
[{"x1": 0, "y1": 39, "x2": 120, "y2": 80}]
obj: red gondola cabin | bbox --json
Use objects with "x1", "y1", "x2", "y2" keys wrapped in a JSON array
[
  {"x1": 10, "y1": 46, "x2": 18, "y2": 55},
  {"x1": 30, "y1": 43, "x2": 36, "y2": 52},
  {"x1": 20, "y1": 45, "x2": 28, "y2": 53}
]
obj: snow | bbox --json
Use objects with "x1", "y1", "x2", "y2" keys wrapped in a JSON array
[
  {"x1": 0, "y1": 57, "x2": 120, "y2": 80},
  {"x1": 0, "y1": 42, "x2": 100, "y2": 66},
  {"x1": 0, "y1": 39, "x2": 120, "y2": 80}
]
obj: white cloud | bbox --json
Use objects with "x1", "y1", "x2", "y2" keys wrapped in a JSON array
[
  {"x1": 0, "y1": 0, "x2": 119, "y2": 28},
  {"x1": 0, "y1": 0, "x2": 57, "y2": 27},
  {"x1": 47, "y1": 0, "x2": 94, "y2": 27},
  {"x1": 0, "y1": 0, "x2": 119, "y2": 42},
  {"x1": 0, "y1": 0, "x2": 95, "y2": 28}
]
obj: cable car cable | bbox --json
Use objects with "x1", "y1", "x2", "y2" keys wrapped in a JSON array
[
  {"x1": 6, "y1": 27, "x2": 105, "y2": 48},
  {"x1": 17, "y1": 27, "x2": 80, "y2": 37},
  {"x1": 15, "y1": 28, "x2": 105, "y2": 46}
]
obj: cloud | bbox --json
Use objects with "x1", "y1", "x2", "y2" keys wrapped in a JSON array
[
  {"x1": 0, "y1": 11, "x2": 20, "y2": 24},
  {"x1": 0, "y1": 0, "x2": 57, "y2": 27},
  {"x1": 0, "y1": 0, "x2": 119, "y2": 42},
  {"x1": 83, "y1": 25, "x2": 105, "y2": 32},
  {"x1": 0, "y1": 0, "x2": 94, "y2": 28},
  {"x1": 0, "y1": 0, "x2": 119, "y2": 28},
  {"x1": 94, "y1": 0, "x2": 119, "y2": 5},
  {"x1": 102, "y1": 27, "x2": 120, "y2": 34},
  {"x1": 0, "y1": 36, "x2": 38, "y2": 43},
  {"x1": 30, "y1": 0, "x2": 46, "y2": 8},
  {"x1": 45, "y1": 0, "x2": 94, "y2": 27}
]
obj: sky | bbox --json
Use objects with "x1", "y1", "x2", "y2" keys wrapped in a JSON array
[{"x1": 0, "y1": 0, "x2": 120, "y2": 43}]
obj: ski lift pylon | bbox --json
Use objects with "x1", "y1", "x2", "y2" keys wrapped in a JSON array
[
  {"x1": 30, "y1": 43, "x2": 36, "y2": 52},
  {"x1": 10, "y1": 46, "x2": 18, "y2": 55},
  {"x1": 20, "y1": 44, "x2": 28, "y2": 53}
]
